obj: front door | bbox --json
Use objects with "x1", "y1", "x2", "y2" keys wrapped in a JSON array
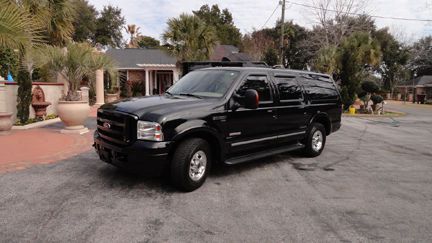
[{"x1": 225, "y1": 73, "x2": 277, "y2": 155}]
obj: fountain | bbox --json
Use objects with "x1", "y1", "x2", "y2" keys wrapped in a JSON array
[{"x1": 31, "y1": 85, "x2": 51, "y2": 120}]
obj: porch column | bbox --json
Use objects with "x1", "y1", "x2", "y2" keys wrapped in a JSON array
[
  {"x1": 95, "y1": 69, "x2": 104, "y2": 105},
  {"x1": 173, "y1": 69, "x2": 179, "y2": 83},
  {"x1": 145, "y1": 69, "x2": 150, "y2": 96}
]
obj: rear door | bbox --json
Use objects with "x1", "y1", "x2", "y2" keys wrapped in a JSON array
[
  {"x1": 298, "y1": 74, "x2": 341, "y2": 126},
  {"x1": 271, "y1": 73, "x2": 308, "y2": 143},
  {"x1": 226, "y1": 72, "x2": 278, "y2": 155}
]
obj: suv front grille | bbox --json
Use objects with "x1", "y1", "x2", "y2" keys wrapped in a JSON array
[{"x1": 97, "y1": 110, "x2": 136, "y2": 146}]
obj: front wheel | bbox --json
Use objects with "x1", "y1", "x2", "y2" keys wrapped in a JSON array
[
  {"x1": 302, "y1": 123, "x2": 326, "y2": 157},
  {"x1": 170, "y1": 138, "x2": 212, "y2": 192}
]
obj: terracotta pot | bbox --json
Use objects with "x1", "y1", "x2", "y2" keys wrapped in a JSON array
[
  {"x1": 0, "y1": 112, "x2": 13, "y2": 135},
  {"x1": 105, "y1": 93, "x2": 119, "y2": 103},
  {"x1": 57, "y1": 100, "x2": 90, "y2": 131}
]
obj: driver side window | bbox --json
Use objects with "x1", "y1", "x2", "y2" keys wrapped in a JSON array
[{"x1": 237, "y1": 75, "x2": 272, "y2": 102}]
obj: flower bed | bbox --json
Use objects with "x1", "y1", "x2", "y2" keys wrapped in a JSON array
[{"x1": 14, "y1": 114, "x2": 58, "y2": 126}]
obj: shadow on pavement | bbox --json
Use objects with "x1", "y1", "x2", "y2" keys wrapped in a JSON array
[{"x1": 93, "y1": 162, "x2": 177, "y2": 193}]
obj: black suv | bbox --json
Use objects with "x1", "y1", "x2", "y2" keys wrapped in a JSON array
[{"x1": 94, "y1": 67, "x2": 342, "y2": 191}]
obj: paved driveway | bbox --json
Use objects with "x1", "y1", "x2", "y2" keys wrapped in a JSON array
[{"x1": 1, "y1": 103, "x2": 432, "y2": 242}]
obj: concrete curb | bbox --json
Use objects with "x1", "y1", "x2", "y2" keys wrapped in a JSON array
[
  {"x1": 343, "y1": 110, "x2": 406, "y2": 118},
  {"x1": 12, "y1": 117, "x2": 61, "y2": 130}
]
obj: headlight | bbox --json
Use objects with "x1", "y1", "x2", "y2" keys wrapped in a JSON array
[{"x1": 137, "y1": 121, "x2": 164, "y2": 141}]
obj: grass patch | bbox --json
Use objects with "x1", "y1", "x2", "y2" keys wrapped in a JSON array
[{"x1": 343, "y1": 110, "x2": 405, "y2": 117}]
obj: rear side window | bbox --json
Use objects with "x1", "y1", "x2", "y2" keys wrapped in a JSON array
[
  {"x1": 300, "y1": 75, "x2": 339, "y2": 100},
  {"x1": 274, "y1": 76, "x2": 302, "y2": 101},
  {"x1": 237, "y1": 75, "x2": 272, "y2": 102}
]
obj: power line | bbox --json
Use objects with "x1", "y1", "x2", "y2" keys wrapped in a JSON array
[
  {"x1": 287, "y1": 1, "x2": 432, "y2": 22},
  {"x1": 261, "y1": 2, "x2": 280, "y2": 29}
]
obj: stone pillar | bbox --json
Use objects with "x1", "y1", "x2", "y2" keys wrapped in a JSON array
[
  {"x1": 80, "y1": 86, "x2": 90, "y2": 104},
  {"x1": 95, "y1": 69, "x2": 104, "y2": 105},
  {"x1": 145, "y1": 69, "x2": 150, "y2": 96}
]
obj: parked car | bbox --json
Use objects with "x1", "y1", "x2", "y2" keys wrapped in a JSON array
[{"x1": 94, "y1": 67, "x2": 342, "y2": 191}]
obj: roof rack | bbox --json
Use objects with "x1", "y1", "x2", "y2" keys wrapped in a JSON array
[{"x1": 182, "y1": 61, "x2": 269, "y2": 75}]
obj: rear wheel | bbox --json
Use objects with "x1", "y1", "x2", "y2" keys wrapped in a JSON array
[
  {"x1": 302, "y1": 123, "x2": 326, "y2": 157},
  {"x1": 170, "y1": 138, "x2": 211, "y2": 192}
]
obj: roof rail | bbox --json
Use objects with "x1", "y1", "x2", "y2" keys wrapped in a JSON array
[{"x1": 181, "y1": 61, "x2": 269, "y2": 75}]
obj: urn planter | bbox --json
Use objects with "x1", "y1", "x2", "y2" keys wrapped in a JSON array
[
  {"x1": 57, "y1": 100, "x2": 90, "y2": 134},
  {"x1": 0, "y1": 112, "x2": 13, "y2": 135},
  {"x1": 105, "y1": 93, "x2": 120, "y2": 103}
]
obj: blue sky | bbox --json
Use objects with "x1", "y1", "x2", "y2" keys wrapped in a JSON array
[{"x1": 89, "y1": 0, "x2": 432, "y2": 43}]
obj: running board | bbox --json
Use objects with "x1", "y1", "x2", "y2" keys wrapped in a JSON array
[{"x1": 224, "y1": 143, "x2": 305, "y2": 165}]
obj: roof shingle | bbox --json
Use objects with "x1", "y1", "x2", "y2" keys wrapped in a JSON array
[{"x1": 106, "y1": 48, "x2": 177, "y2": 69}]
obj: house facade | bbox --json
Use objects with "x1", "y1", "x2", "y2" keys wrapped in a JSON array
[
  {"x1": 106, "y1": 48, "x2": 180, "y2": 96},
  {"x1": 397, "y1": 75, "x2": 432, "y2": 102}
]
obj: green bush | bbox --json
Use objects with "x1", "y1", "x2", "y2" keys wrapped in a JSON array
[
  {"x1": 361, "y1": 81, "x2": 380, "y2": 93},
  {"x1": 371, "y1": 94, "x2": 384, "y2": 104},
  {"x1": 341, "y1": 86, "x2": 355, "y2": 109},
  {"x1": 16, "y1": 69, "x2": 32, "y2": 124}
]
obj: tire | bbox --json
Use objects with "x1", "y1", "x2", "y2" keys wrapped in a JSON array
[
  {"x1": 302, "y1": 122, "x2": 326, "y2": 157},
  {"x1": 170, "y1": 138, "x2": 212, "y2": 192}
]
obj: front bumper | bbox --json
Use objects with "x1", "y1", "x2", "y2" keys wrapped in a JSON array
[{"x1": 94, "y1": 131, "x2": 171, "y2": 176}]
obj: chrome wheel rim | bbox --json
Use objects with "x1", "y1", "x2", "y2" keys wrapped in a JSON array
[
  {"x1": 189, "y1": 150, "x2": 207, "y2": 181},
  {"x1": 312, "y1": 130, "x2": 323, "y2": 152}
]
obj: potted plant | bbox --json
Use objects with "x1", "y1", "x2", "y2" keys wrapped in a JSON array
[
  {"x1": 40, "y1": 43, "x2": 115, "y2": 133},
  {"x1": 105, "y1": 71, "x2": 120, "y2": 103},
  {"x1": 105, "y1": 86, "x2": 120, "y2": 103},
  {"x1": 0, "y1": 78, "x2": 13, "y2": 135}
]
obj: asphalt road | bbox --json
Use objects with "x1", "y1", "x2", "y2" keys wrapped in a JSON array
[{"x1": 1, "y1": 103, "x2": 432, "y2": 242}]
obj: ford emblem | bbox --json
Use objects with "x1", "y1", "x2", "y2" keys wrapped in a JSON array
[{"x1": 103, "y1": 122, "x2": 111, "y2": 129}]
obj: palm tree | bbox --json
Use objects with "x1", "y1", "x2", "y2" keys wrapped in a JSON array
[
  {"x1": 163, "y1": 14, "x2": 217, "y2": 61},
  {"x1": 125, "y1": 24, "x2": 141, "y2": 48},
  {"x1": 39, "y1": 42, "x2": 116, "y2": 101},
  {"x1": 0, "y1": 0, "x2": 44, "y2": 50},
  {"x1": 22, "y1": 0, "x2": 77, "y2": 46}
]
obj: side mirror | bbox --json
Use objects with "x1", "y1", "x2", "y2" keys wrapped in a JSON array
[{"x1": 244, "y1": 89, "x2": 259, "y2": 109}]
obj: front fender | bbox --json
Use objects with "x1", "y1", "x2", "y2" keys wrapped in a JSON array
[{"x1": 169, "y1": 119, "x2": 226, "y2": 156}]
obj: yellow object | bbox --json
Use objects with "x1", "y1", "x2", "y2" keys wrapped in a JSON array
[{"x1": 349, "y1": 106, "x2": 356, "y2": 114}]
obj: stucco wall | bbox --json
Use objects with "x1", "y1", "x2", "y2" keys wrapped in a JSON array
[{"x1": 1, "y1": 82, "x2": 65, "y2": 121}]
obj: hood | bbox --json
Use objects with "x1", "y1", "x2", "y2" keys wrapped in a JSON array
[{"x1": 100, "y1": 95, "x2": 218, "y2": 121}]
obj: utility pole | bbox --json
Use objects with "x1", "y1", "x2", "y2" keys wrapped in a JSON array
[{"x1": 279, "y1": 0, "x2": 286, "y2": 66}]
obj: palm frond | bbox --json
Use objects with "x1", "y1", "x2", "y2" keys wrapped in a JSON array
[{"x1": 0, "y1": 0, "x2": 45, "y2": 50}]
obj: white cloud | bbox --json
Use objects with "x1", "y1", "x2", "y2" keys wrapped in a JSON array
[{"x1": 89, "y1": 0, "x2": 432, "y2": 43}]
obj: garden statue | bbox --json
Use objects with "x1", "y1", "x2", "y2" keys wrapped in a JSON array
[{"x1": 31, "y1": 85, "x2": 51, "y2": 120}]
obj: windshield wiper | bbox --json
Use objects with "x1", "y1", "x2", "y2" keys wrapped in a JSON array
[
  {"x1": 165, "y1": 91, "x2": 173, "y2": 96},
  {"x1": 178, "y1": 93, "x2": 203, "y2": 99}
]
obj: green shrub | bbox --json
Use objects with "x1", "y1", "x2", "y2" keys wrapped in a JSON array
[
  {"x1": 341, "y1": 86, "x2": 355, "y2": 109},
  {"x1": 371, "y1": 94, "x2": 384, "y2": 104},
  {"x1": 361, "y1": 81, "x2": 380, "y2": 93},
  {"x1": 16, "y1": 69, "x2": 32, "y2": 124}
]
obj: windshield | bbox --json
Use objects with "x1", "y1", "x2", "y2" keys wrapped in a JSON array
[{"x1": 166, "y1": 70, "x2": 240, "y2": 98}]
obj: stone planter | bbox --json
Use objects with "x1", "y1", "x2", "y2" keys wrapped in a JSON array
[
  {"x1": 105, "y1": 93, "x2": 120, "y2": 103},
  {"x1": 0, "y1": 112, "x2": 13, "y2": 135},
  {"x1": 57, "y1": 100, "x2": 90, "y2": 134},
  {"x1": 386, "y1": 92, "x2": 391, "y2": 100}
]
